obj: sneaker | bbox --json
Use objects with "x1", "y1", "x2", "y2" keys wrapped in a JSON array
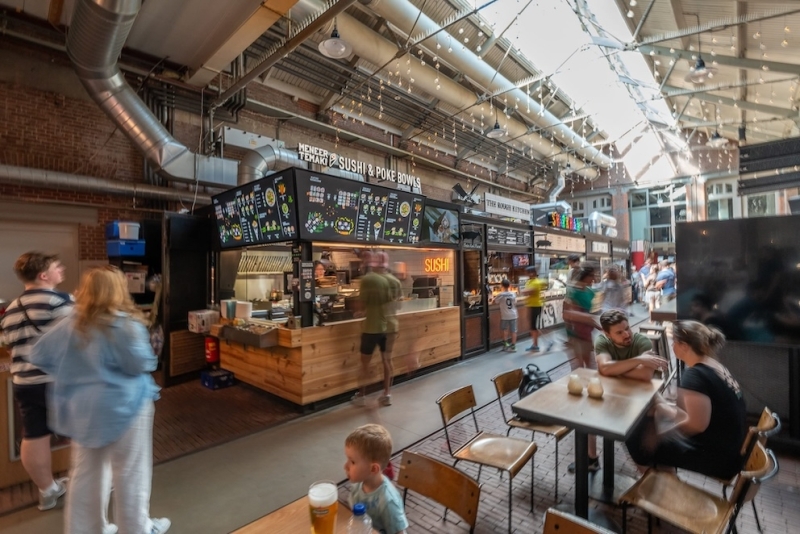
[
  {"x1": 38, "y1": 477, "x2": 68, "y2": 511},
  {"x1": 104, "y1": 524, "x2": 119, "y2": 534},
  {"x1": 351, "y1": 393, "x2": 366, "y2": 407},
  {"x1": 510, "y1": 344, "x2": 516, "y2": 351},
  {"x1": 503, "y1": 340, "x2": 510, "y2": 349},
  {"x1": 531, "y1": 345, "x2": 540, "y2": 352},
  {"x1": 150, "y1": 518, "x2": 171, "y2": 534},
  {"x1": 379, "y1": 394, "x2": 392, "y2": 406},
  {"x1": 568, "y1": 457, "x2": 601, "y2": 474}
]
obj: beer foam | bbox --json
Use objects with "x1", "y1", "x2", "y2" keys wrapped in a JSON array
[{"x1": 308, "y1": 482, "x2": 337, "y2": 508}]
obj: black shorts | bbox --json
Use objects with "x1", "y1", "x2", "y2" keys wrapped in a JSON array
[
  {"x1": 360, "y1": 333, "x2": 387, "y2": 356},
  {"x1": 12, "y1": 383, "x2": 52, "y2": 439},
  {"x1": 529, "y1": 306, "x2": 543, "y2": 331}
]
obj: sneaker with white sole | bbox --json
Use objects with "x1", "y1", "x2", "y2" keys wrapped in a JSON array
[
  {"x1": 150, "y1": 517, "x2": 171, "y2": 534},
  {"x1": 38, "y1": 477, "x2": 68, "y2": 511},
  {"x1": 379, "y1": 394, "x2": 392, "y2": 406},
  {"x1": 103, "y1": 524, "x2": 119, "y2": 534},
  {"x1": 351, "y1": 393, "x2": 366, "y2": 406}
]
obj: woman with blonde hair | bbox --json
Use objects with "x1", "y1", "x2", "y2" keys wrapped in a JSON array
[
  {"x1": 30, "y1": 266, "x2": 170, "y2": 534},
  {"x1": 625, "y1": 320, "x2": 747, "y2": 479}
]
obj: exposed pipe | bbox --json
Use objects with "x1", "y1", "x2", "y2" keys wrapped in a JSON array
[
  {"x1": 237, "y1": 145, "x2": 308, "y2": 185},
  {"x1": 548, "y1": 173, "x2": 566, "y2": 202},
  {"x1": 0, "y1": 164, "x2": 211, "y2": 204},
  {"x1": 66, "y1": 0, "x2": 237, "y2": 188},
  {"x1": 589, "y1": 211, "x2": 617, "y2": 227},
  {"x1": 291, "y1": 0, "x2": 611, "y2": 176}
]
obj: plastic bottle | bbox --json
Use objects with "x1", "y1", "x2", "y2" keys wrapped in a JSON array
[{"x1": 346, "y1": 503, "x2": 373, "y2": 534}]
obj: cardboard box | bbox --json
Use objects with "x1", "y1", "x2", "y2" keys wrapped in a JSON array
[
  {"x1": 188, "y1": 310, "x2": 220, "y2": 334},
  {"x1": 201, "y1": 369, "x2": 235, "y2": 390}
]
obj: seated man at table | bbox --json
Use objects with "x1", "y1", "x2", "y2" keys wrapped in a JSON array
[
  {"x1": 345, "y1": 424, "x2": 408, "y2": 534},
  {"x1": 570, "y1": 310, "x2": 667, "y2": 473}
]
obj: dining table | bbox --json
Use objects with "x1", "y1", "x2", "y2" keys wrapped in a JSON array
[
  {"x1": 233, "y1": 494, "x2": 375, "y2": 533},
  {"x1": 512, "y1": 367, "x2": 661, "y2": 527}
]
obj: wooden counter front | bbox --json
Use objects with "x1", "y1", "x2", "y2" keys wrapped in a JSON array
[{"x1": 220, "y1": 306, "x2": 461, "y2": 406}]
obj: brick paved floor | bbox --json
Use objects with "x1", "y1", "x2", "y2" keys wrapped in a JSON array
[{"x1": 339, "y1": 395, "x2": 800, "y2": 533}]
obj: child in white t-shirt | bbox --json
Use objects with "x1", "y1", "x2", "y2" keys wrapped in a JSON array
[{"x1": 492, "y1": 279, "x2": 518, "y2": 351}]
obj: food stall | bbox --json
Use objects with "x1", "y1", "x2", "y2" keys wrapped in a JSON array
[
  {"x1": 532, "y1": 225, "x2": 586, "y2": 328},
  {"x1": 485, "y1": 222, "x2": 533, "y2": 347},
  {"x1": 585, "y1": 236, "x2": 613, "y2": 277},
  {"x1": 211, "y1": 168, "x2": 461, "y2": 406}
]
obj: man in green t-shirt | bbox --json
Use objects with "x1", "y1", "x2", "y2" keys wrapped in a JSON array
[{"x1": 570, "y1": 309, "x2": 668, "y2": 473}]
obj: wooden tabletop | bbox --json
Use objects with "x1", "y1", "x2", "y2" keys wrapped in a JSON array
[
  {"x1": 512, "y1": 368, "x2": 661, "y2": 442},
  {"x1": 649, "y1": 298, "x2": 677, "y2": 323},
  {"x1": 233, "y1": 496, "x2": 353, "y2": 533}
]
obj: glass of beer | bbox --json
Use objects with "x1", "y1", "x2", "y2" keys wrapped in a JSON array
[{"x1": 308, "y1": 480, "x2": 338, "y2": 534}]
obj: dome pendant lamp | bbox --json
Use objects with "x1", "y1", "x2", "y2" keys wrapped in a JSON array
[
  {"x1": 485, "y1": 104, "x2": 506, "y2": 139},
  {"x1": 319, "y1": 19, "x2": 352, "y2": 59}
]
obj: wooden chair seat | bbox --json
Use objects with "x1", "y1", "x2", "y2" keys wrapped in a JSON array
[
  {"x1": 453, "y1": 431, "x2": 538, "y2": 478},
  {"x1": 397, "y1": 450, "x2": 481, "y2": 533},
  {"x1": 506, "y1": 416, "x2": 570, "y2": 439},
  {"x1": 543, "y1": 508, "x2": 616, "y2": 533},
  {"x1": 619, "y1": 442, "x2": 778, "y2": 534}
]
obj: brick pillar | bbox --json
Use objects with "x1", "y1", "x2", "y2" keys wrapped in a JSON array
[
  {"x1": 687, "y1": 178, "x2": 706, "y2": 221},
  {"x1": 611, "y1": 187, "x2": 630, "y2": 241}
]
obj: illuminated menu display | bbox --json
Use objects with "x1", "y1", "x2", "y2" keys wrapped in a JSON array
[
  {"x1": 296, "y1": 170, "x2": 424, "y2": 245},
  {"x1": 486, "y1": 225, "x2": 532, "y2": 248},
  {"x1": 212, "y1": 170, "x2": 298, "y2": 249}
]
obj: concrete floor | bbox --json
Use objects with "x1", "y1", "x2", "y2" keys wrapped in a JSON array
[{"x1": 0, "y1": 333, "x2": 571, "y2": 534}]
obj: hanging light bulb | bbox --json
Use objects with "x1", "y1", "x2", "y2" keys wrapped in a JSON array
[
  {"x1": 627, "y1": 10, "x2": 634, "y2": 18},
  {"x1": 782, "y1": 39, "x2": 789, "y2": 47}
]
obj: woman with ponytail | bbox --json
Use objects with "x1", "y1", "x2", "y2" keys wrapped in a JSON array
[{"x1": 625, "y1": 320, "x2": 747, "y2": 479}]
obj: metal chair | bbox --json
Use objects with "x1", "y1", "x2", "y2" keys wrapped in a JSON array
[
  {"x1": 491, "y1": 368, "x2": 569, "y2": 501},
  {"x1": 543, "y1": 508, "x2": 616, "y2": 534},
  {"x1": 397, "y1": 450, "x2": 481, "y2": 533},
  {"x1": 714, "y1": 408, "x2": 782, "y2": 533},
  {"x1": 620, "y1": 441, "x2": 779, "y2": 534},
  {"x1": 436, "y1": 384, "x2": 537, "y2": 534}
]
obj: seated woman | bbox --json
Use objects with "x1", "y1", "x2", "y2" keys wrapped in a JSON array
[{"x1": 625, "y1": 320, "x2": 747, "y2": 480}]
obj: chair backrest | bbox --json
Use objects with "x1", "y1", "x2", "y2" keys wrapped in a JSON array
[
  {"x1": 397, "y1": 451, "x2": 481, "y2": 532},
  {"x1": 729, "y1": 442, "x2": 779, "y2": 508},
  {"x1": 542, "y1": 508, "x2": 616, "y2": 534},
  {"x1": 437, "y1": 385, "x2": 480, "y2": 456},
  {"x1": 739, "y1": 407, "x2": 782, "y2": 456},
  {"x1": 491, "y1": 369, "x2": 523, "y2": 421}
]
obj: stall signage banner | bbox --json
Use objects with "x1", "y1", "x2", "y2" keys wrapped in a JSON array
[
  {"x1": 297, "y1": 143, "x2": 422, "y2": 193},
  {"x1": 612, "y1": 246, "x2": 629, "y2": 256},
  {"x1": 537, "y1": 232, "x2": 585, "y2": 253},
  {"x1": 424, "y1": 257, "x2": 451, "y2": 273},
  {"x1": 484, "y1": 193, "x2": 533, "y2": 220},
  {"x1": 460, "y1": 224, "x2": 483, "y2": 249},
  {"x1": 486, "y1": 225, "x2": 532, "y2": 248},
  {"x1": 591, "y1": 241, "x2": 610, "y2": 254},
  {"x1": 547, "y1": 211, "x2": 583, "y2": 232}
]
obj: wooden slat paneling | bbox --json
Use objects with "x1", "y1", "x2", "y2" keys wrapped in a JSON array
[{"x1": 169, "y1": 330, "x2": 206, "y2": 376}]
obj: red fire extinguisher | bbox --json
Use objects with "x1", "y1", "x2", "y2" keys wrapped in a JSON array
[{"x1": 205, "y1": 336, "x2": 220, "y2": 364}]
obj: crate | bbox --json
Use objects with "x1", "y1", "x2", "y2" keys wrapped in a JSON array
[
  {"x1": 107, "y1": 239, "x2": 145, "y2": 257},
  {"x1": 106, "y1": 221, "x2": 140, "y2": 240},
  {"x1": 201, "y1": 369, "x2": 235, "y2": 390},
  {"x1": 188, "y1": 310, "x2": 220, "y2": 334}
]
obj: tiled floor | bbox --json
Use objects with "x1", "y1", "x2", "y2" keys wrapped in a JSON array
[{"x1": 1, "y1": 323, "x2": 798, "y2": 533}]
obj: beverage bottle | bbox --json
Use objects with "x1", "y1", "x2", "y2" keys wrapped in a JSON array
[{"x1": 346, "y1": 503, "x2": 373, "y2": 534}]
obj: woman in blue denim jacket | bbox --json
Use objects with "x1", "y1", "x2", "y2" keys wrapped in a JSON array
[{"x1": 31, "y1": 266, "x2": 170, "y2": 534}]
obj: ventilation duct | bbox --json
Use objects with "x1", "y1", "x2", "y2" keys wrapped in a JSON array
[
  {"x1": 587, "y1": 210, "x2": 617, "y2": 235},
  {"x1": 238, "y1": 145, "x2": 308, "y2": 185},
  {"x1": 0, "y1": 164, "x2": 211, "y2": 204},
  {"x1": 66, "y1": 0, "x2": 237, "y2": 188},
  {"x1": 292, "y1": 0, "x2": 607, "y2": 179},
  {"x1": 548, "y1": 172, "x2": 566, "y2": 202}
]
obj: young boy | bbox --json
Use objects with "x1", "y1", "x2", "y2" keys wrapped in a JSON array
[
  {"x1": 492, "y1": 279, "x2": 518, "y2": 350},
  {"x1": 344, "y1": 424, "x2": 408, "y2": 534}
]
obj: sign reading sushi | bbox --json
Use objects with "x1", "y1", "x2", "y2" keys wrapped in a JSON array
[{"x1": 295, "y1": 170, "x2": 424, "y2": 245}]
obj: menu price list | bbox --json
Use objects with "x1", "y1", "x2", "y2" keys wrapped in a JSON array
[
  {"x1": 296, "y1": 172, "x2": 424, "y2": 245},
  {"x1": 212, "y1": 173, "x2": 298, "y2": 248},
  {"x1": 486, "y1": 226, "x2": 532, "y2": 248}
]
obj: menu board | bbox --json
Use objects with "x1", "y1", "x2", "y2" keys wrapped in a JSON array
[
  {"x1": 212, "y1": 171, "x2": 298, "y2": 248},
  {"x1": 296, "y1": 171, "x2": 425, "y2": 245},
  {"x1": 486, "y1": 225, "x2": 532, "y2": 248}
]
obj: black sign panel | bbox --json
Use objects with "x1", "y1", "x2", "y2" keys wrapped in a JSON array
[
  {"x1": 296, "y1": 171, "x2": 424, "y2": 245},
  {"x1": 212, "y1": 171, "x2": 298, "y2": 248},
  {"x1": 486, "y1": 225, "x2": 532, "y2": 248}
]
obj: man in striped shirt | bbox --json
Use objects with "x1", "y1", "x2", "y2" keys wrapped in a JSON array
[{"x1": 1, "y1": 252, "x2": 72, "y2": 510}]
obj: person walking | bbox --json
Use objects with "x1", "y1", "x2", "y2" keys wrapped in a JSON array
[
  {"x1": 29, "y1": 266, "x2": 170, "y2": 534},
  {"x1": 0, "y1": 252, "x2": 72, "y2": 511},
  {"x1": 522, "y1": 266, "x2": 548, "y2": 351},
  {"x1": 563, "y1": 267, "x2": 599, "y2": 370},
  {"x1": 353, "y1": 252, "x2": 393, "y2": 407}
]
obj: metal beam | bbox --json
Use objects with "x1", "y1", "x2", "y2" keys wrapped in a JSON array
[
  {"x1": 664, "y1": 85, "x2": 799, "y2": 118},
  {"x1": 656, "y1": 76, "x2": 798, "y2": 100},
  {"x1": 659, "y1": 57, "x2": 678, "y2": 91},
  {"x1": 681, "y1": 115, "x2": 779, "y2": 142},
  {"x1": 667, "y1": 0, "x2": 691, "y2": 49},
  {"x1": 638, "y1": 44, "x2": 800, "y2": 76},
  {"x1": 631, "y1": 0, "x2": 658, "y2": 42},
  {"x1": 736, "y1": 1, "x2": 748, "y2": 127}
]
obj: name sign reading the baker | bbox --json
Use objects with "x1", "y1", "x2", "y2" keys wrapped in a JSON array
[
  {"x1": 424, "y1": 257, "x2": 451, "y2": 273},
  {"x1": 297, "y1": 143, "x2": 422, "y2": 193}
]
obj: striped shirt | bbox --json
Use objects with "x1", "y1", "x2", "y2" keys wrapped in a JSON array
[{"x1": 1, "y1": 289, "x2": 73, "y2": 385}]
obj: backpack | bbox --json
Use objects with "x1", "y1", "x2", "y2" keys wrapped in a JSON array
[{"x1": 518, "y1": 363, "x2": 552, "y2": 399}]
